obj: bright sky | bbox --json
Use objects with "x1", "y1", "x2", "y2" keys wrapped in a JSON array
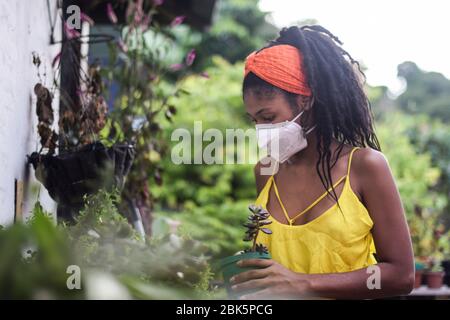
[{"x1": 259, "y1": 0, "x2": 450, "y2": 96}]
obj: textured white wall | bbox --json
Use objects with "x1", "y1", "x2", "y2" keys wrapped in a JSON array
[{"x1": 0, "y1": 0, "x2": 62, "y2": 225}]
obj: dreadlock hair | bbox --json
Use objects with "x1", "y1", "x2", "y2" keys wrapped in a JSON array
[{"x1": 243, "y1": 25, "x2": 381, "y2": 204}]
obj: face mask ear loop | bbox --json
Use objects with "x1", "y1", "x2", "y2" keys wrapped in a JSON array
[
  {"x1": 291, "y1": 110, "x2": 304, "y2": 123},
  {"x1": 305, "y1": 125, "x2": 316, "y2": 135}
]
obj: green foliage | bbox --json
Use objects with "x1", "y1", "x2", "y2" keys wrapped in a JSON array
[
  {"x1": 403, "y1": 116, "x2": 450, "y2": 222},
  {"x1": 0, "y1": 203, "x2": 80, "y2": 299},
  {"x1": 154, "y1": 57, "x2": 256, "y2": 209},
  {"x1": 397, "y1": 61, "x2": 450, "y2": 122},
  {"x1": 0, "y1": 192, "x2": 215, "y2": 299},
  {"x1": 409, "y1": 207, "x2": 448, "y2": 258},
  {"x1": 156, "y1": 200, "x2": 251, "y2": 260},
  {"x1": 377, "y1": 112, "x2": 450, "y2": 262},
  {"x1": 99, "y1": 2, "x2": 202, "y2": 229},
  {"x1": 377, "y1": 112, "x2": 445, "y2": 218},
  {"x1": 191, "y1": 0, "x2": 278, "y2": 70}
]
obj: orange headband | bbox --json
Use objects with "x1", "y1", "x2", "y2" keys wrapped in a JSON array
[{"x1": 244, "y1": 44, "x2": 312, "y2": 96}]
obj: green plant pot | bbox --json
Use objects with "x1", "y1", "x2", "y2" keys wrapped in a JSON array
[{"x1": 219, "y1": 251, "x2": 271, "y2": 300}]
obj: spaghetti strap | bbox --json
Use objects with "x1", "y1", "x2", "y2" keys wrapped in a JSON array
[
  {"x1": 271, "y1": 146, "x2": 360, "y2": 225},
  {"x1": 347, "y1": 147, "x2": 360, "y2": 176},
  {"x1": 289, "y1": 175, "x2": 346, "y2": 223},
  {"x1": 272, "y1": 177, "x2": 293, "y2": 225}
]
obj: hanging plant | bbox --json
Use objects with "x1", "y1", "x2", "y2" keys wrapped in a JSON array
[{"x1": 28, "y1": 42, "x2": 134, "y2": 222}]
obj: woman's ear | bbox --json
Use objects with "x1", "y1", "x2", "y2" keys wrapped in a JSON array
[{"x1": 295, "y1": 95, "x2": 314, "y2": 111}]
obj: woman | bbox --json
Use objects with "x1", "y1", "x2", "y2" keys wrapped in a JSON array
[{"x1": 230, "y1": 25, "x2": 414, "y2": 299}]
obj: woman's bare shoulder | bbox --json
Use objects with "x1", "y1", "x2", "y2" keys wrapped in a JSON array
[{"x1": 351, "y1": 147, "x2": 392, "y2": 195}]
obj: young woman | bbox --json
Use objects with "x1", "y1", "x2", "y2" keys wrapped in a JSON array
[{"x1": 230, "y1": 25, "x2": 414, "y2": 299}]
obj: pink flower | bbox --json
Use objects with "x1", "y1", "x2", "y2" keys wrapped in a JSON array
[
  {"x1": 185, "y1": 49, "x2": 196, "y2": 66},
  {"x1": 80, "y1": 12, "x2": 94, "y2": 26},
  {"x1": 106, "y1": 3, "x2": 118, "y2": 24},
  {"x1": 200, "y1": 72, "x2": 209, "y2": 79},
  {"x1": 134, "y1": 0, "x2": 144, "y2": 24},
  {"x1": 153, "y1": 0, "x2": 164, "y2": 6},
  {"x1": 170, "y1": 15, "x2": 185, "y2": 27},
  {"x1": 169, "y1": 63, "x2": 184, "y2": 71}
]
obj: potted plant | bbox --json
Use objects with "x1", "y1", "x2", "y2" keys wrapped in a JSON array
[
  {"x1": 409, "y1": 207, "x2": 450, "y2": 288},
  {"x1": 219, "y1": 205, "x2": 272, "y2": 299},
  {"x1": 414, "y1": 259, "x2": 426, "y2": 289},
  {"x1": 438, "y1": 231, "x2": 450, "y2": 286},
  {"x1": 28, "y1": 55, "x2": 135, "y2": 222},
  {"x1": 425, "y1": 258, "x2": 445, "y2": 289}
]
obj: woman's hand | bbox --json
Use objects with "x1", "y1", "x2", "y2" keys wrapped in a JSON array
[{"x1": 230, "y1": 259, "x2": 312, "y2": 299}]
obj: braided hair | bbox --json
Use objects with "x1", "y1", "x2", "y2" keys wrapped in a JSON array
[{"x1": 243, "y1": 25, "x2": 381, "y2": 203}]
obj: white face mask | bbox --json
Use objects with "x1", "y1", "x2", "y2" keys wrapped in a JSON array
[{"x1": 255, "y1": 111, "x2": 316, "y2": 163}]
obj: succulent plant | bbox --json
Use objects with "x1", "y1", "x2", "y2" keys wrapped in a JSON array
[{"x1": 242, "y1": 205, "x2": 272, "y2": 254}]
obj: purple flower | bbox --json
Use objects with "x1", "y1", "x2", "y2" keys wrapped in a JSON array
[
  {"x1": 106, "y1": 3, "x2": 118, "y2": 24},
  {"x1": 80, "y1": 12, "x2": 94, "y2": 26},
  {"x1": 185, "y1": 49, "x2": 196, "y2": 66},
  {"x1": 169, "y1": 63, "x2": 184, "y2": 71},
  {"x1": 170, "y1": 15, "x2": 185, "y2": 27}
]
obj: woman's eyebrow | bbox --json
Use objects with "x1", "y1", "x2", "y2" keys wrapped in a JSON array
[
  {"x1": 254, "y1": 107, "x2": 268, "y2": 116},
  {"x1": 246, "y1": 107, "x2": 269, "y2": 118}
]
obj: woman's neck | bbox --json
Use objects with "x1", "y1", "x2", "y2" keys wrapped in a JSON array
[{"x1": 286, "y1": 131, "x2": 320, "y2": 166}]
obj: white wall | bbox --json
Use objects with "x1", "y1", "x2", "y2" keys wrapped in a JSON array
[{"x1": 0, "y1": 0, "x2": 61, "y2": 225}]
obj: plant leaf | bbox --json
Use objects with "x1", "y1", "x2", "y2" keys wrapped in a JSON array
[{"x1": 261, "y1": 228, "x2": 272, "y2": 235}]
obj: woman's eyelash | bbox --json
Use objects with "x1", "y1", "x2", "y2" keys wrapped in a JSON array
[{"x1": 262, "y1": 116, "x2": 275, "y2": 122}]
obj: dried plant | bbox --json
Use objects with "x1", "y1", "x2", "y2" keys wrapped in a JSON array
[
  {"x1": 34, "y1": 83, "x2": 58, "y2": 155},
  {"x1": 32, "y1": 54, "x2": 108, "y2": 154}
]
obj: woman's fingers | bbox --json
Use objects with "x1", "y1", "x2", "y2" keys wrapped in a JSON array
[
  {"x1": 230, "y1": 267, "x2": 271, "y2": 284},
  {"x1": 237, "y1": 258, "x2": 273, "y2": 268}
]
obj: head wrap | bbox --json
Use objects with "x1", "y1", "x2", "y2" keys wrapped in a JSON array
[{"x1": 244, "y1": 44, "x2": 312, "y2": 96}]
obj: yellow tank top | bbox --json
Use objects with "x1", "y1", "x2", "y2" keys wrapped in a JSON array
[{"x1": 255, "y1": 147, "x2": 377, "y2": 274}]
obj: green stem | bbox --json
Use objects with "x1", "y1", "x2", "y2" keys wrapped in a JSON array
[{"x1": 252, "y1": 222, "x2": 259, "y2": 252}]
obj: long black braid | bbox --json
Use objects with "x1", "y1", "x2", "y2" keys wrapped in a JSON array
[{"x1": 243, "y1": 25, "x2": 381, "y2": 204}]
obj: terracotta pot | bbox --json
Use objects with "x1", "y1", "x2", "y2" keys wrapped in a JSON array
[
  {"x1": 425, "y1": 271, "x2": 445, "y2": 289},
  {"x1": 414, "y1": 270, "x2": 424, "y2": 289}
]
